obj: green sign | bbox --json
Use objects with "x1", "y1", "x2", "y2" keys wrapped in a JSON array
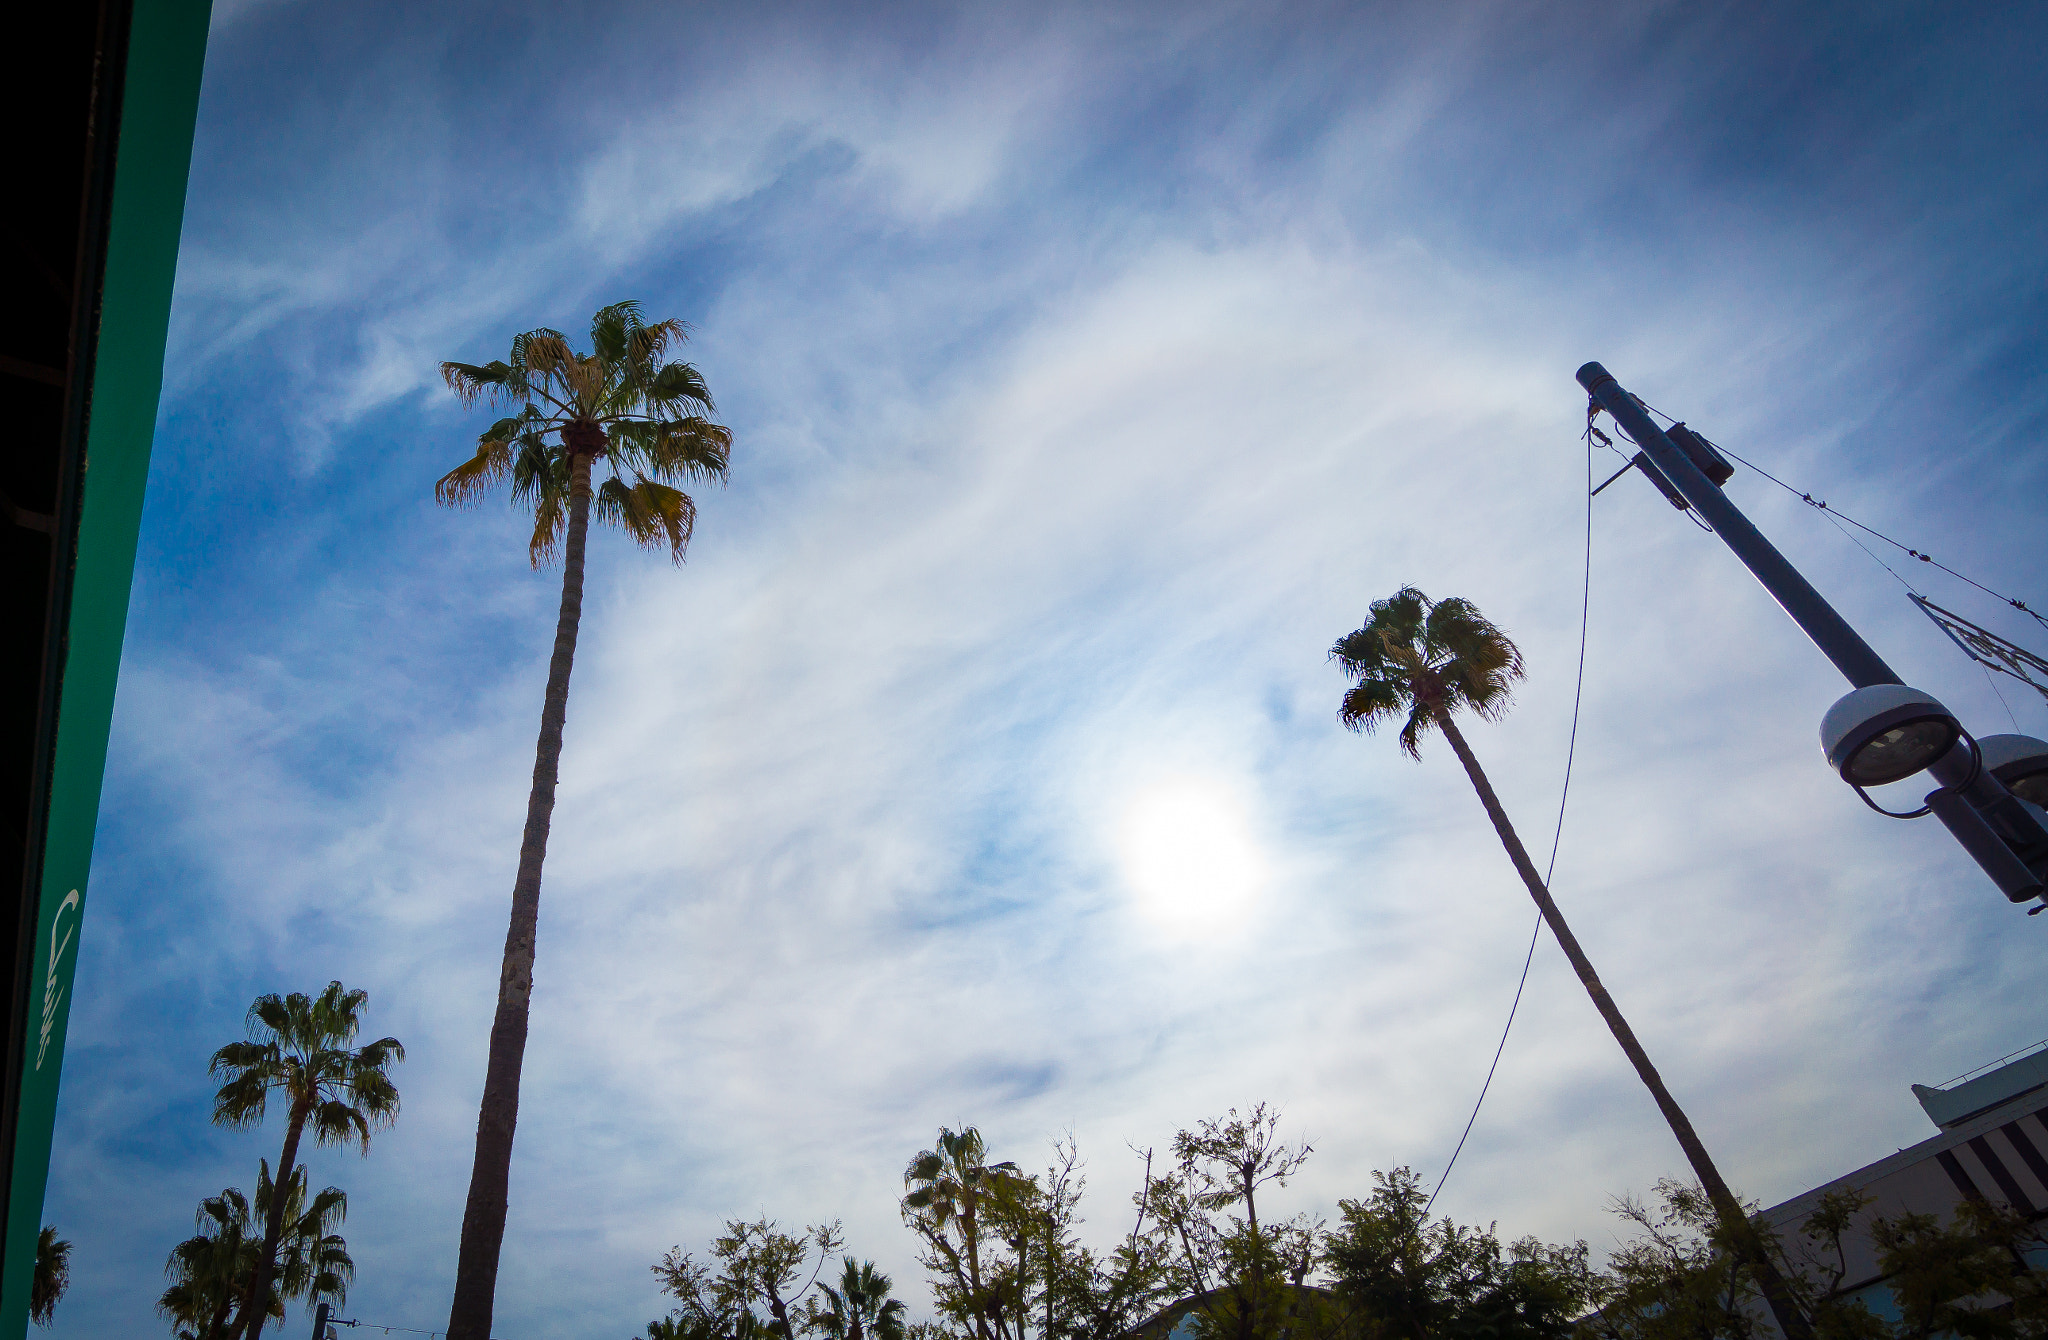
[{"x1": 1, "y1": 0, "x2": 212, "y2": 1334}]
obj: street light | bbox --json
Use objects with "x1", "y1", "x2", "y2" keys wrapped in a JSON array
[
  {"x1": 1820, "y1": 685, "x2": 1963, "y2": 787},
  {"x1": 1981, "y1": 734, "x2": 2048, "y2": 809},
  {"x1": 1577, "y1": 361, "x2": 2048, "y2": 908}
]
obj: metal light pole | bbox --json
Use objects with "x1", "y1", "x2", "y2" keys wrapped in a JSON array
[
  {"x1": 309, "y1": 1303, "x2": 330, "y2": 1340},
  {"x1": 1576, "y1": 362, "x2": 2048, "y2": 906}
]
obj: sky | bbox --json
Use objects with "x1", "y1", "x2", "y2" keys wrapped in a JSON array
[{"x1": 42, "y1": 2, "x2": 2048, "y2": 1337}]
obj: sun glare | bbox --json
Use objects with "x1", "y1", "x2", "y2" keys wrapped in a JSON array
[{"x1": 1117, "y1": 777, "x2": 1269, "y2": 935}]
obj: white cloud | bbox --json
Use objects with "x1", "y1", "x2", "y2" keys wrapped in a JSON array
[{"x1": 49, "y1": 7, "x2": 2048, "y2": 1340}]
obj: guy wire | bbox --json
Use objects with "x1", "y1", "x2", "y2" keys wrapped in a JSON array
[{"x1": 1425, "y1": 424, "x2": 1594, "y2": 1217}]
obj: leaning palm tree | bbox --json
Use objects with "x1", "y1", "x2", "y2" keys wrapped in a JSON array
[
  {"x1": 1331, "y1": 586, "x2": 1811, "y2": 1340},
  {"x1": 210, "y1": 983, "x2": 400, "y2": 1340},
  {"x1": 436, "y1": 300, "x2": 732, "y2": 1340}
]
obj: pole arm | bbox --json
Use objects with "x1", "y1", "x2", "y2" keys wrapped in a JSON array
[{"x1": 1577, "y1": 362, "x2": 1901, "y2": 689}]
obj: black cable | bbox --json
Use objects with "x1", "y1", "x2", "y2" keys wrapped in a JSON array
[
  {"x1": 1982, "y1": 664, "x2": 2023, "y2": 734},
  {"x1": 1817, "y1": 507, "x2": 1918, "y2": 595},
  {"x1": 1627, "y1": 396, "x2": 2043, "y2": 629},
  {"x1": 1424, "y1": 426, "x2": 1595, "y2": 1217},
  {"x1": 333, "y1": 1324, "x2": 504, "y2": 1340}
]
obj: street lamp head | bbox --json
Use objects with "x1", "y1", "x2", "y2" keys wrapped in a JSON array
[
  {"x1": 1820, "y1": 684, "x2": 1961, "y2": 787},
  {"x1": 1978, "y1": 734, "x2": 2048, "y2": 809}
]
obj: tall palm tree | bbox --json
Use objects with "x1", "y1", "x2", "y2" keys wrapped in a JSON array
[
  {"x1": 904, "y1": 1128, "x2": 1023, "y2": 1340},
  {"x1": 812, "y1": 1260, "x2": 907, "y2": 1340},
  {"x1": 210, "y1": 983, "x2": 400, "y2": 1340},
  {"x1": 30, "y1": 1226, "x2": 69, "y2": 1327},
  {"x1": 1331, "y1": 586, "x2": 1812, "y2": 1340},
  {"x1": 436, "y1": 300, "x2": 732, "y2": 1340}
]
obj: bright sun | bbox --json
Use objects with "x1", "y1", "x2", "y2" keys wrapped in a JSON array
[{"x1": 1116, "y1": 777, "x2": 1269, "y2": 935}]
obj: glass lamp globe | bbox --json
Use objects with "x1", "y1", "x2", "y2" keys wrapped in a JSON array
[{"x1": 1820, "y1": 685, "x2": 1961, "y2": 788}]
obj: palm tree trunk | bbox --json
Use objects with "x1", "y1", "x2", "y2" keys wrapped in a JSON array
[
  {"x1": 964, "y1": 1204, "x2": 993, "y2": 1340},
  {"x1": 1238, "y1": 1183, "x2": 1260, "y2": 1340},
  {"x1": 1434, "y1": 715, "x2": 1813, "y2": 1340},
  {"x1": 447, "y1": 448, "x2": 597, "y2": 1340},
  {"x1": 239, "y1": 1102, "x2": 309, "y2": 1340},
  {"x1": 208, "y1": 1281, "x2": 237, "y2": 1340}
]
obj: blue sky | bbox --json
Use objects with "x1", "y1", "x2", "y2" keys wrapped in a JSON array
[{"x1": 44, "y1": 2, "x2": 2048, "y2": 1338}]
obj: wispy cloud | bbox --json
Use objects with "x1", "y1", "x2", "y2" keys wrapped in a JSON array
[{"x1": 49, "y1": 4, "x2": 2048, "y2": 1340}]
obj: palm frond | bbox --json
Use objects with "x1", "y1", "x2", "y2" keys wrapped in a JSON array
[
  {"x1": 589, "y1": 301, "x2": 643, "y2": 367},
  {"x1": 1337, "y1": 676, "x2": 1405, "y2": 735},
  {"x1": 1396, "y1": 700, "x2": 1438, "y2": 760},
  {"x1": 442, "y1": 303, "x2": 731, "y2": 561},
  {"x1": 312, "y1": 981, "x2": 368, "y2": 1041},
  {"x1": 344, "y1": 1056, "x2": 402, "y2": 1124},
  {"x1": 596, "y1": 476, "x2": 698, "y2": 563},
  {"x1": 247, "y1": 993, "x2": 296, "y2": 1037},
  {"x1": 440, "y1": 361, "x2": 512, "y2": 408},
  {"x1": 513, "y1": 330, "x2": 573, "y2": 378},
  {"x1": 435, "y1": 438, "x2": 514, "y2": 508},
  {"x1": 645, "y1": 359, "x2": 715, "y2": 415},
  {"x1": 560, "y1": 352, "x2": 605, "y2": 411},
  {"x1": 208, "y1": 1069, "x2": 274, "y2": 1130},
  {"x1": 352, "y1": 1034, "x2": 405, "y2": 1068},
  {"x1": 311, "y1": 1097, "x2": 373, "y2": 1151},
  {"x1": 508, "y1": 436, "x2": 561, "y2": 508},
  {"x1": 649, "y1": 417, "x2": 733, "y2": 483},
  {"x1": 606, "y1": 417, "x2": 731, "y2": 489},
  {"x1": 528, "y1": 488, "x2": 566, "y2": 567}
]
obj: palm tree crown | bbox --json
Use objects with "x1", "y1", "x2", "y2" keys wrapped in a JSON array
[
  {"x1": 210, "y1": 983, "x2": 403, "y2": 1148},
  {"x1": 436, "y1": 299, "x2": 732, "y2": 564},
  {"x1": 1331, "y1": 585, "x2": 1524, "y2": 758},
  {"x1": 30, "y1": 1226, "x2": 69, "y2": 1327},
  {"x1": 812, "y1": 1260, "x2": 907, "y2": 1340},
  {"x1": 903, "y1": 1127, "x2": 1021, "y2": 1240}
]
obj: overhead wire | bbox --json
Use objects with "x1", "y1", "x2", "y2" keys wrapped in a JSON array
[
  {"x1": 1424, "y1": 421, "x2": 1596, "y2": 1217},
  {"x1": 1815, "y1": 507, "x2": 1918, "y2": 595},
  {"x1": 1612, "y1": 396, "x2": 2047, "y2": 719},
  {"x1": 1982, "y1": 664, "x2": 2024, "y2": 734},
  {"x1": 1626, "y1": 396, "x2": 2045, "y2": 630},
  {"x1": 329, "y1": 1322, "x2": 502, "y2": 1340}
]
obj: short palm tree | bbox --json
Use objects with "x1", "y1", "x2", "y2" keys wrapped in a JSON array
[
  {"x1": 1331, "y1": 586, "x2": 1811, "y2": 1340},
  {"x1": 811, "y1": 1260, "x2": 907, "y2": 1340},
  {"x1": 161, "y1": 1163, "x2": 348, "y2": 1340},
  {"x1": 436, "y1": 300, "x2": 731, "y2": 1340},
  {"x1": 30, "y1": 1226, "x2": 69, "y2": 1327},
  {"x1": 271, "y1": 1174, "x2": 353, "y2": 1321},
  {"x1": 904, "y1": 1128, "x2": 1024, "y2": 1340},
  {"x1": 160, "y1": 1186, "x2": 261, "y2": 1340},
  {"x1": 210, "y1": 983, "x2": 399, "y2": 1340}
]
